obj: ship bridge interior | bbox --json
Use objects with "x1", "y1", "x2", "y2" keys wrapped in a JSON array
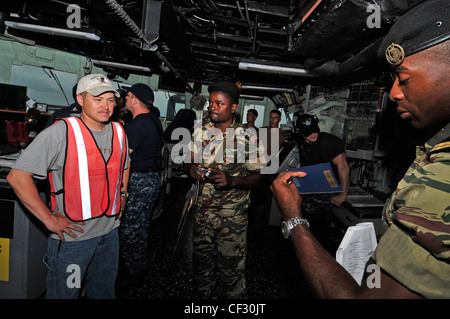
[{"x1": 0, "y1": 0, "x2": 441, "y2": 302}]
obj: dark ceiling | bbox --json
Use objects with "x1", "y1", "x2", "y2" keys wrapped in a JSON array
[{"x1": 0, "y1": 0, "x2": 426, "y2": 95}]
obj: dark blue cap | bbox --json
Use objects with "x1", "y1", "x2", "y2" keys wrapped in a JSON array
[
  {"x1": 128, "y1": 83, "x2": 154, "y2": 106},
  {"x1": 296, "y1": 114, "x2": 320, "y2": 136}
]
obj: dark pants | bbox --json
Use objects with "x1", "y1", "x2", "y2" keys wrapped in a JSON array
[
  {"x1": 301, "y1": 194, "x2": 333, "y2": 240},
  {"x1": 44, "y1": 229, "x2": 119, "y2": 299},
  {"x1": 119, "y1": 171, "x2": 161, "y2": 275}
]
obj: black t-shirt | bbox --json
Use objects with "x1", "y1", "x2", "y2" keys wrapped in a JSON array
[
  {"x1": 125, "y1": 112, "x2": 163, "y2": 171},
  {"x1": 44, "y1": 103, "x2": 82, "y2": 129},
  {"x1": 298, "y1": 132, "x2": 345, "y2": 176}
]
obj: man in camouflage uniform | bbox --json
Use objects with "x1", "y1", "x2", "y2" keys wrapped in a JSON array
[
  {"x1": 270, "y1": 0, "x2": 449, "y2": 298},
  {"x1": 184, "y1": 81, "x2": 266, "y2": 298}
]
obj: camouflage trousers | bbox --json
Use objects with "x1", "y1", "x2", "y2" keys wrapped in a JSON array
[
  {"x1": 119, "y1": 171, "x2": 161, "y2": 275},
  {"x1": 193, "y1": 206, "x2": 248, "y2": 299}
]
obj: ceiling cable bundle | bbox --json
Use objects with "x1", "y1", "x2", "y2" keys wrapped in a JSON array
[
  {"x1": 105, "y1": 0, "x2": 154, "y2": 49},
  {"x1": 104, "y1": 0, "x2": 193, "y2": 92}
]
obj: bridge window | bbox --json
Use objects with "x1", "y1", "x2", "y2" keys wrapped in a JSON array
[{"x1": 11, "y1": 64, "x2": 77, "y2": 110}]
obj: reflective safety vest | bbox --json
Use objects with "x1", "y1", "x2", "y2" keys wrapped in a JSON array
[{"x1": 49, "y1": 117, "x2": 127, "y2": 221}]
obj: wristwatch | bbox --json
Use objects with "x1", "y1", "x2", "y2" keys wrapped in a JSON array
[
  {"x1": 120, "y1": 191, "x2": 129, "y2": 198},
  {"x1": 281, "y1": 216, "x2": 310, "y2": 239}
]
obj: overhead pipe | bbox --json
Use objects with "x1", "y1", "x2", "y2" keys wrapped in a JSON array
[
  {"x1": 105, "y1": 0, "x2": 193, "y2": 92},
  {"x1": 310, "y1": 38, "x2": 383, "y2": 76},
  {"x1": 235, "y1": 1, "x2": 245, "y2": 20},
  {"x1": 216, "y1": 1, "x2": 288, "y2": 18},
  {"x1": 243, "y1": 0, "x2": 255, "y2": 48},
  {"x1": 239, "y1": 59, "x2": 321, "y2": 77},
  {"x1": 301, "y1": 0, "x2": 323, "y2": 23},
  {"x1": 241, "y1": 84, "x2": 294, "y2": 93},
  {"x1": 251, "y1": 13, "x2": 258, "y2": 55}
]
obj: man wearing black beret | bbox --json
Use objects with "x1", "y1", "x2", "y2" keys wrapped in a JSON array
[
  {"x1": 207, "y1": 80, "x2": 241, "y2": 102},
  {"x1": 184, "y1": 80, "x2": 266, "y2": 298},
  {"x1": 271, "y1": 0, "x2": 450, "y2": 298}
]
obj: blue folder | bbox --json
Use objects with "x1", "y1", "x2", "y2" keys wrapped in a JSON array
[{"x1": 289, "y1": 162, "x2": 343, "y2": 194}]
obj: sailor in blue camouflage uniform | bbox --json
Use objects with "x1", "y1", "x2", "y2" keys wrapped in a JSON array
[
  {"x1": 119, "y1": 83, "x2": 163, "y2": 279},
  {"x1": 184, "y1": 81, "x2": 266, "y2": 298}
]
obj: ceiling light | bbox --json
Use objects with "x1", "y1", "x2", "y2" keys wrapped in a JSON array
[
  {"x1": 241, "y1": 85, "x2": 294, "y2": 93},
  {"x1": 92, "y1": 59, "x2": 151, "y2": 72},
  {"x1": 239, "y1": 61, "x2": 320, "y2": 78},
  {"x1": 239, "y1": 94, "x2": 264, "y2": 100},
  {"x1": 4, "y1": 20, "x2": 101, "y2": 41}
]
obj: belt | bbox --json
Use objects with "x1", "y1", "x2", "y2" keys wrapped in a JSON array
[{"x1": 131, "y1": 168, "x2": 159, "y2": 173}]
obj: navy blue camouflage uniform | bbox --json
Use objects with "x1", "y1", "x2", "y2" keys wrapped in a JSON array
[{"x1": 120, "y1": 112, "x2": 163, "y2": 276}]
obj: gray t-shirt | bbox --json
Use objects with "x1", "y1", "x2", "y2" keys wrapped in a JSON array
[{"x1": 12, "y1": 118, "x2": 129, "y2": 241}]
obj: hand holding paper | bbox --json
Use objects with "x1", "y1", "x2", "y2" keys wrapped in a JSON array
[{"x1": 336, "y1": 222, "x2": 378, "y2": 285}]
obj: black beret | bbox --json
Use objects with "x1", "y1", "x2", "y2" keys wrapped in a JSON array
[
  {"x1": 379, "y1": 0, "x2": 450, "y2": 66},
  {"x1": 208, "y1": 81, "x2": 240, "y2": 101}
]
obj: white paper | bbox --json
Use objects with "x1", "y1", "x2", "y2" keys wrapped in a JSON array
[{"x1": 336, "y1": 222, "x2": 378, "y2": 285}]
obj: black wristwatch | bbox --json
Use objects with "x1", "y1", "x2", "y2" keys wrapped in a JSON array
[{"x1": 281, "y1": 217, "x2": 310, "y2": 239}]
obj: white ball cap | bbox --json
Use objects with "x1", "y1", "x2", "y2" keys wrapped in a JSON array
[{"x1": 76, "y1": 73, "x2": 119, "y2": 97}]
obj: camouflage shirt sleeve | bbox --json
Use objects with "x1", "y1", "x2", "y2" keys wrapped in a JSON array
[
  {"x1": 373, "y1": 122, "x2": 450, "y2": 298},
  {"x1": 188, "y1": 120, "x2": 267, "y2": 211}
]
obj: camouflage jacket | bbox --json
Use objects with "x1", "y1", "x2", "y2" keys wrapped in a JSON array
[
  {"x1": 189, "y1": 118, "x2": 266, "y2": 213},
  {"x1": 373, "y1": 122, "x2": 450, "y2": 298}
]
